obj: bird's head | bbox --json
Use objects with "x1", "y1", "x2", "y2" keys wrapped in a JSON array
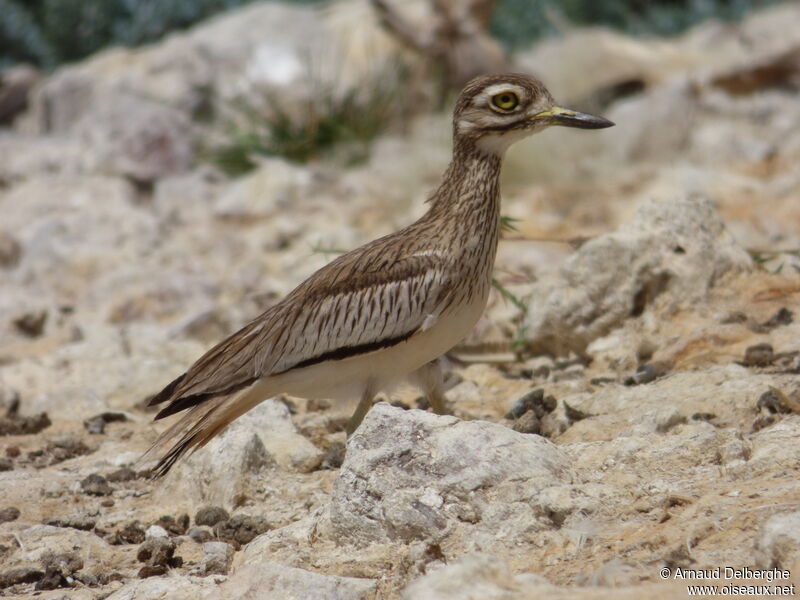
[{"x1": 453, "y1": 73, "x2": 614, "y2": 156}]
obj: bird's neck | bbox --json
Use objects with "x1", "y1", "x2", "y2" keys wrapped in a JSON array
[{"x1": 426, "y1": 143, "x2": 503, "y2": 219}]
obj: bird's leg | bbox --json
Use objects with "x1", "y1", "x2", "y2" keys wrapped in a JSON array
[
  {"x1": 412, "y1": 359, "x2": 450, "y2": 415},
  {"x1": 346, "y1": 380, "x2": 378, "y2": 437}
]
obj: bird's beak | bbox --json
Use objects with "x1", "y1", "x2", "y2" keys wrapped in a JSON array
[{"x1": 531, "y1": 106, "x2": 615, "y2": 129}]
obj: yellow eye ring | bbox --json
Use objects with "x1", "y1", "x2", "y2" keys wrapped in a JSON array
[{"x1": 491, "y1": 91, "x2": 520, "y2": 111}]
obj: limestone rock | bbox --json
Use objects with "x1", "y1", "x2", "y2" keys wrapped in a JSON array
[
  {"x1": 328, "y1": 403, "x2": 572, "y2": 549},
  {"x1": 155, "y1": 399, "x2": 322, "y2": 508},
  {"x1": 106, "y1": 576, "x2": 216, "y2": 600},
  {"x1": 754, "y1": 512, "x2": 800, "y2": 570},
  {"x1": 220, "y1": 562, "x2": 376, "y2": 600},
  {"x1": 402, "y1": 554, "x2": 551, "y2": 600},
  {"x1": 523, "y1": 194, "x2": 752, "y2": 357}
]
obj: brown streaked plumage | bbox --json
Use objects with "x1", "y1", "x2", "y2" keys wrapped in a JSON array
[{"x1": 144, "y1": 73, "x2": 613, "y2": 476}]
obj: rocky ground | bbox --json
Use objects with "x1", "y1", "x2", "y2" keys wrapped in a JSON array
[{"x1": 2, "y1": 2, "x2": 800, "y2": 599}]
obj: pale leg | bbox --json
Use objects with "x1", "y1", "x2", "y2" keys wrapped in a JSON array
[
  {"x1": 411, "y1": 359, "x2": 450, "y2": 415},
  {"x1": 346, "y1": 380, "x2": 378, "y2": 436}
]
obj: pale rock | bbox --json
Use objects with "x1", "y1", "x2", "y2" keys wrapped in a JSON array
[
  {"x1": 402, "y1": 553, "x2": 552, "y2": 600},
  {"x1": 146, "y1": 525, "x2": 169, "y2": 539},
  {"x1": 328, "y1": 403, "x2": 572, "y2": 549},
  {"x1": 754, "y1": 512, "x2": 800, "y2": 570},
  {"x1": 221, "y1": 562, "x2": 376, "y2": 599},
  {"x1": 155, "y1": 399, "x2": 322, "y2": 508},
  {"x1": 196, "y1": 541, "x2": 234, "y2": 575},
  {"x1": 106, "y1": 575, "x2": 217, "y2": 600},
  {"x1": 75, "y1": 92, "x2": 193, "y2": 181},
  {"x1": 0, "y1": 132, "x2": 85, "y2": 182},
  {"x1": 213, "y1": 158, "x2": 313, "y2": 219},
  {"x1": 12, "y1": 524, "x2": 111, "y2": 565},
  {"x1": 523, "y1": 194, "x2": 752, "y2": 357}
]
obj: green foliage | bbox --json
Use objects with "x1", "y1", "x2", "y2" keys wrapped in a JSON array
[
  {"x1": 491, "y1": 0, "x2": 785, "y2": 51},
  {"x1": 210, "y1": 74, "x2": 403, "y2": 171},
  {"x1": 0, "y1": 0, "x2": 323, "y2": 69},
  {"x1": 0, "y1": 0, "x2": 54, "y2": 69}
]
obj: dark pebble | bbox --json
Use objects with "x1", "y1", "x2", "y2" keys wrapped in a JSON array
[
  {"x1": 13, "y1": 311, "x2": 47, "y2": 337},
  {"x1": 691, "y1": 412, "x2": 717, "y2": 422},
  {"x1": 505, "y1": 389, "x2": 555, "y2": 420},
  {"x1": 101, "y1": 499, "x2": 115, "y2": 508},
  {"x1": 0, "y1": 412, "x2": 51, "y2": 436},
  {"x1": 5, "y1": 446, "x2": 20, "y2": 458},
  {"x1": 511, "y1": 410, "x2": 541, "y2": 434},
  {"x1": 111, "y1": 521, "x2": 146, "y2": 545},
  {"x1": 83, "y1": 411, "x2": 129, "y2": 435},
  {"x1": 623, "y1": 363, "x2": 663, "y2": 386},
  {"x1": 0, "y1": 567, "x2": 44, "y2": 588},
  {"x1": 752, "y1": 414, "x2": 776, "y2": 432},
  {"x1": 214, "y1": 514, "x2": 271, "y2": 545},
  {"x1": 137, "y1": 565, "x2": 168, "y2": 578},
  {"x1": 35, "y1": 552, "x2": 82, "y2": 590},
  {"x1": 80, "y1": 474, "x2": 113, "y2": 496},
  {"x1": 195, "y1": 505, "x2": 230, "y2": 528},
  {"x1": 187, "y1": 527, "x2": 213, "y2": 544},
  {"x1": 44, "y1": 515, "x2": 96, "y2": 531},
  {"x1": 761, "y1": 307, "x2": 793, "y2": 330},
  {"x1": 757, "y1": 390, "x2": 791, "y2": 414},
  {"x1": 0, "y1": 458, "x2": 12, "y2": 472},
  {"x1": 320, "y1": 441, "x2": 345, "y2": 470},
  {"x1": 136, "y1": 538, "x2": 176, "y2": 566},
  {"x1": 743, "y1": 343, "x2": 774, "y2": 367},
  {"x1": 154, "y1": 514, "x2": 189, "y2": 535},
  {"x1": 0, "y1": 507, "x2": 20, "y2": 524},
  {"x1": 73, "y1": 570, "x2": 99, "y2": 587},
  {"x1": 107, "y1": 467, "x2": 137, "y2": 482},
  {"x1": 564, "y1": 401, "x2": 591, "y2": 422}
]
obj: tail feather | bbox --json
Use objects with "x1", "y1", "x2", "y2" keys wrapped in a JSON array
[{"x1": 141, "y1": 383, "x2": 268, "y2": 478}]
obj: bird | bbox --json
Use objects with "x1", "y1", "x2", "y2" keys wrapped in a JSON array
[{"x1": 144, "y1": 73, "x2": 613, "y2": 476}]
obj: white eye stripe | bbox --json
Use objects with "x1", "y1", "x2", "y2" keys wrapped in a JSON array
[{"x1": 476, "y1": 83, "x2": 525, "y2": 106}]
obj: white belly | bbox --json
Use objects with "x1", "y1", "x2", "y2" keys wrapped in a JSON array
[{"x1": 257, "y1": 287, "x2": 488, "y2": 402}]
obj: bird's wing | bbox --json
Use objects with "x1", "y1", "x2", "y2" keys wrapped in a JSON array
[{"x1": 148, "y1": 238, "x2": 455, "y2": 419}]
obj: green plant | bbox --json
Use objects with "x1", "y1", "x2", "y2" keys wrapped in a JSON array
[
  {"x1": 491, "y1": 0, "x2": 785, "y2": 51},
  {"x1": 210, "y1": 69, "x2": 406, "y2": 172}
]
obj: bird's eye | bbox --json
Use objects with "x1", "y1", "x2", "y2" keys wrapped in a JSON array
[{"x1": 491, "y1": 91, "x2": 519, "y2": 111}]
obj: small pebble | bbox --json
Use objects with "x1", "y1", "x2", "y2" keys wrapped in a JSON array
[
  {"x1": 145, "y1": 525, "x2": 169, "y2": 539},
  {"x1": 564, "y1": 401, "x2": 591, "y2": 423},
  {"x1": 137, "y1": 537, "x2": 176, "y2": 565},
  {"x1": 214, "y1": 514, "x2": 271, "y2": 545},
  {"x1": 199, "y1": 541, "x2": 234, "y2": 575},
  {"x1": 0, "y1": 506, "x2": 20, "y2": 524},
  {"x1": 624, "y1": 363, "x2": 662, "y2": 386},
  {"x1": 112, "y1": 521, "x2": 146, "y2": 545},
  {"x1": 13, "y1": 311, "x2": 47, "y2": 337},
  {"x1": 511, "y1": 410, "x2": 541, "y2": 435},
  {"x1": 0, "y1": 567, "x2": 44, "y2": 588},
  {"x1": 107, "y1": 467, "x2": 136, "y2": 482},
  {"x1": 743, "y1": 343, "x2": 774, "y2": 367},
  {"x1": 0, "y1": 458, "x2": 12, "y2": 472},
  {"x1": 187, "y1": 527, "x2": 213, "y2": 544},
  {"x1": 44, "y1": 515, "x2": 96, "y2": 531},
  {"x1": 194, "y1": 505, "x2": 230, "y2": 528},
  {"x1": 505, "y1": 389, "x2": 555, "y2": 420},
  {"x1": 80, "y1": 474, "x2": 113, "y2": 496},
  {"x1": 761, "y1": 307, "x2": 793, "y2": 330}
]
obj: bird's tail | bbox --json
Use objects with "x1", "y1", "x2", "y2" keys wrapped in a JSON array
[{"x1": 140, "y1": 383, "x2": 267, "y2": 477}]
